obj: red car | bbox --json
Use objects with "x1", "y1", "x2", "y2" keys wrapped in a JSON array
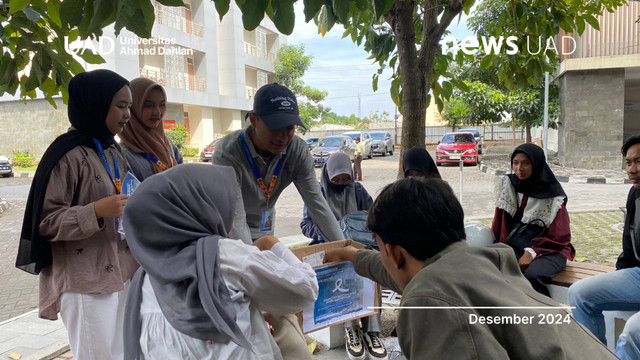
[
  {"x1": 199, "y1": 138, "x2": 221, "y2": 162},
  {"x1": 436, "y1": 132, "x2": 478, "y2": 166}
]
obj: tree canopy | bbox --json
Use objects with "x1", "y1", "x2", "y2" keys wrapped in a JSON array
[{"x1": 274, "y1": 44, "x2": 329, "y2": 132}]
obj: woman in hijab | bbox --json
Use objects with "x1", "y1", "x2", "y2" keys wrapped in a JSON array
[
  {"x1": 491, "y1": 143, "x2": 574, "y2": 296},
  {"x1": 299, "y1": 153, "x2": 386, "y2": 360},
  {"x1": 123, "y1": 163, "x2": 318, "y2": 360},
  {"x1": 402, "y1": 146, "x2": 441, "y2": 178},
  {"x1": 300, "y1": 152, "x2": 372, "y2": 244},
  {"x1": 119, "y1": 78, "x2": 182, "y2": 181},
  {"x1": 15, "y1": 70, "x2": 139, "y2": 360}
]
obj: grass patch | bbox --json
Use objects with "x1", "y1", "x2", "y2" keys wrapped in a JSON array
[{"x1": 14, "y1": 166, "x2": 37, "y2": 172}]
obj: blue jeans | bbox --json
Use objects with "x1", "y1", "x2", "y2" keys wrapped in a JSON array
[
  {"x1": 568, "y1": 267, "x2": 640, "y2": 357},
  {"x1": 617, "y1": 311, "x2": 640, "y2": 360}
]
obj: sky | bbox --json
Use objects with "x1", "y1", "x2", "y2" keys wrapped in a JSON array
[{"x1": 286, "y1": 3, "x2": 475, "y2": 119}]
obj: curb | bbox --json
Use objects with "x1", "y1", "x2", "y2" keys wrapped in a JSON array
[
  {"x1": 479, "y1": 164, "x2": 632, "y2": 185},
  {"x1": 14, "y1": 171, "x2": 35, "y2": 178}
]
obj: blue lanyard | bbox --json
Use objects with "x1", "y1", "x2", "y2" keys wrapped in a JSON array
[
  {"x1": 239, "y1": 131, "x2": 285, "y2": 204},
  {"x1": 140, "y1": 152, "x2": 170, "y2": 171},
  {"x1": 92, "y1": 138, "x2": 121, "y2": 194}
]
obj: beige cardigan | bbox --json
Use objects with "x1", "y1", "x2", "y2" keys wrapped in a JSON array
[{"x1": 38, "y1": 144, "x2": 139, "y2": 320}]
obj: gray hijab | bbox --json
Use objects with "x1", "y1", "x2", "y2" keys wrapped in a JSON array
[
  {"x1": 123, "y1": 163, "x2": 251, "y2": 359},
  {"x1": 321, "y1": 152, "x2": 357, "y2": 220}
]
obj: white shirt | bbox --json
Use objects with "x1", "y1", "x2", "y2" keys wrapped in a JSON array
[{"x1": 138, "y1": 239, "x2": 319, "y2": 360}]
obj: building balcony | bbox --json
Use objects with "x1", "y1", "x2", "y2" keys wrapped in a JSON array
[
  {"x1": 153, "y1": 1, "x2": 204, "y2": 37},
  {"x1": 140, "y1": 67, "x2": 207, "y2": 92},
  {"x1": 244, "y1": 42, "x2": 277, "y2": 62},
  {"x1": 246, "y1": 86, "x2": 257, "y2": 99}
]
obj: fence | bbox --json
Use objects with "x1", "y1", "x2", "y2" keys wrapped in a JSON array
[{"x1": 300, "y1": 124, "x2": 526, "y2": 145}]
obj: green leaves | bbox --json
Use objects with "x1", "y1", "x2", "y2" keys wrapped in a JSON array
[
  {"x1": 213, "y1": 0, "x2": 231, "y2": 19},
  {"x1": 9, "y1": 0, "x2": 30, "y2": 14},
  {"x1": 372, "y1": 0, "x2": 393, "y2": 19},
  {"x1": 303, "y1": 0, "x2": 324, "y2": 22},
  {"x1": 272, "y1": 0, "x2": 295, "y2": 34},
  {"x1": 332, "y1": 0, "x2": 351, "y2": 23},
  {"x1": 59, "y1": 0, "x2": 85, "y2": 28},
  {"x1": 237, "y1": 0, "x2": 268, "y2": 30}
]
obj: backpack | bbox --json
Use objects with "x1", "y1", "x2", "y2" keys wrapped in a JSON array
[{"x1": 339, "y1": 210, "x2": 377, "y2": 249}]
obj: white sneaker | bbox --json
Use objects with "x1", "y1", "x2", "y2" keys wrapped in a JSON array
[
  {"x1": 345, "y1": 327, "x2": 366, "y2": 360},
  {"x1": 363, "y1": 332, "x2": 388, "y2": 360}
]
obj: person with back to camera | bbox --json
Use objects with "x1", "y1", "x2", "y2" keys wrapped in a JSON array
[
  {"x1": 119, "y1": 78, "x2": 182, "y2": 182},
  {"x1": 122, "y1": 164, "x2": 318, "y2": 360},
  {"x1": 299, "y1": 152, "x2": 387, "y2": 360},
  {"x1": 323, "y1": 176, "x2": 617, "y2": 359},
  {"x1": 491, "y1": 143, "x2": 574, "y2": 296},
  {"x1": 402, "y1": 146, "x2": 441, "y2": 179},
  {"x1": 15, "y1": 70, "x2": 139, "y2": 360},
  {"x1": 569, "y1": 135, "x2": 640, "y2": 360}
]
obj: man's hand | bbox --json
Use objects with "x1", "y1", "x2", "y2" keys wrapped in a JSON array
[
  {"x1": 518, "y1": 252, "x2": 534, "y2": 270},
  {"x1": 253, "y1": 235, "x2": 280, "y2": 251},
  {"x1": 323, "y1": 246, "x2": 359, "y2": 264},
  {"x1": 94, "y1": 194, "x2": 129, "y2": 218}
]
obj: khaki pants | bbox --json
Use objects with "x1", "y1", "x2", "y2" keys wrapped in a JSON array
[
  {"x1": 353, "y1": 155, "x2": 363, "y2": 180},
  {"x1": 264, "y1": 313, "x2": 311, "y2": 360}
]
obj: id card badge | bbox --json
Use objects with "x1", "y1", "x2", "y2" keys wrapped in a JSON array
[{"x1": 261, "y1": 209, "x2": 275, "y2": 232}]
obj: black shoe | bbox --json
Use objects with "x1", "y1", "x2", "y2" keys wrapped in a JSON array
[
  {"x1": 345, "y1": 327, "x2": 366, "y2": 360},
  {"x1": 363, "y1": 332, "x2": 388, "y2": 360}
]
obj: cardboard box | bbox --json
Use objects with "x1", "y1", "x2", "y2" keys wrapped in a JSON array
[{"x1": 291, "y1": 240, "x2": 381, "y2": 334}]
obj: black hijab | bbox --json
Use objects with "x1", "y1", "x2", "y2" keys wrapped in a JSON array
[
  {"x1": 508, "y1": 143, "x2": 566, "y2": 200},
  {"x1": 403, "y1": 146, "x2": 441, "y2": 178},
  {"x1": 15, "y1": 69, "x2": 129, "y2": 274}
]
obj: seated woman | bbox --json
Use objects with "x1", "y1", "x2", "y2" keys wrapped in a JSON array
[
  {"x1": 402, "y1": 146, "x2": 441, "y2": 178},
  {"x1": 491, "y1": 143, "x2": 574, "y2": 296},
  {"x1": 300, "y1": 152, "x2": 373, "y2": 245},
  {"x1": 300, "y1": 153, "x2": 386, "y2": 360},
  {"x1": 123, "y1": 164, "x2": 318, "y2": 360}
]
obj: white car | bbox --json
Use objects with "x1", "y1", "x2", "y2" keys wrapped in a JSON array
[
  {"x1": 342, "y1": 131, "x2": 373, "y2": 159},
  {"x1": 0, "y1": 156, "x2": 14, "y2": 178}
]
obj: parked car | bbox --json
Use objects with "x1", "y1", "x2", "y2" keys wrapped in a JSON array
[
  {"x1": 435, "y1": 132, "x2": 478, "y2": 166},
  {"x1": 306, "y1": 137, "x2": 320, "y2": 150},
  {"x1": 0, "y1": 155, "x2": 13, "y2": 177},
  {"x1": 199, "y1": 138, "x2": 222, "y2": 162},
  {"x1": 369, "y1": 131, "x2": 394, "y2": 156},
  {"x1": 458, "y1": 128, "x2": 483, "y2": 154},
  {"x1": 342, "y1": 131, "x2": 373, "y2": 159},
  {"x1": 311, "y1": 135, "x2": 356, "y2": 166}
]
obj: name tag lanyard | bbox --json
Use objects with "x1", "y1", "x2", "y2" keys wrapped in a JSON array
[
  {"x1": 239, "y1": 131, "x2": 284, "y2": 205},
  {"x1": 92, "y1": 138, "x2": 122, "y2": 194},
  {"x1": 140, "y1": 152, "x2": 173, "y2": 171}
]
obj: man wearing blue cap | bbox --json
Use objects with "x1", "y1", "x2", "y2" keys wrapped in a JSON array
[{"x1": 214, "y1": 83, "x2": 344, "y2": 359}]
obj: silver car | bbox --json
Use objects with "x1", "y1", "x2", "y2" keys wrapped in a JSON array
[
  {"x1": 0, "y1": 156, "x2": 13, "y2": 178},
  {"x1": 342, "y1": 131, "x2": 373, "y2": 159},
  {"x1": 369, "y1": 131, "x2": 394, "y2": 156},
  {"x1": 311, "y1": 136, "x2": 356, "y2": 166}
]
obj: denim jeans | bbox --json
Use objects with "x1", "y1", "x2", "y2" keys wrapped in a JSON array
[
  {"x1": 616, "y1": 311, "x2": 640, "y2": 360},
  {"x1": 568, "y1": 267, "x2": 640, "y2": 359}
]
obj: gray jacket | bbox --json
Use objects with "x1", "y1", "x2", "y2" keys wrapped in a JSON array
[
  {"x1": 213, "y1": 127, "x2": 344, "y2": 242},
  {"x1": 354, "y1": 242, "x2": 617, "y2": 360},
  {"x1": 120, "y1": 141, "x2": 183, "y2": 182}
]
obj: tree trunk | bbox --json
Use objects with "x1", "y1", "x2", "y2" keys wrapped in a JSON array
[{"x1": 525, "y1": 124, "x2": 531, "y2": 143}]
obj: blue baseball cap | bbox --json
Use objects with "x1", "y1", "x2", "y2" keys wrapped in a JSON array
[{"x1": 250, "y1": 83, "x2": 305, "y2": 130}]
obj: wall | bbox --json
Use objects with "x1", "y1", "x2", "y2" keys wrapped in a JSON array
[
  {"x1": 0, "y1": 99, "x2": 69, "y2": 159},
  {"x1": 558, "y1": 69, "x2": 625, "y2": 169}
]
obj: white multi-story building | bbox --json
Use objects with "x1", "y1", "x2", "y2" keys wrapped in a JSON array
[{"x1": 0, "y1": 0, "x2": 285, "y2": 157}]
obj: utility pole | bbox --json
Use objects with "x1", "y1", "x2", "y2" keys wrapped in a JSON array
[{"x1": 357, "y1": 93, "x2": 361, "y2": 120}]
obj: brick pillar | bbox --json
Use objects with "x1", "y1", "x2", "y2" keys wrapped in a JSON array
[{"x1": 558, "y1": 69, "x2": 624, "y2": 170}]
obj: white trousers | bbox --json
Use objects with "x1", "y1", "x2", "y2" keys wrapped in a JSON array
[{"x1": 60, "y1": 282, "x2": 130, "y2": 360}]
